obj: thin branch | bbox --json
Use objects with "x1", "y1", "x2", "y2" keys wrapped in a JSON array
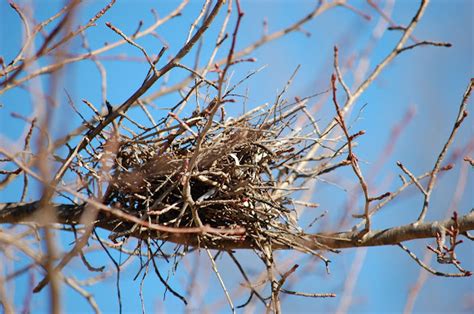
[
  {"x1": 105, "y1": 21, "x2": 160, "y2": 78},
  {"x1": 397, "y1": 40, "x2": 451, "y2": 54},
  {"x1": 398, "y1": 243, "x2": 470, "y2": 277},
  {"x1": 280, "y1": 289, "x2": 335, "y2": 298},
  {"x1": 396, "y1": 162, "x2": 427, "y2": 195},
  {"x1": 206, "y1": 249, "x2": 235, "y2": 314},
  {"x1": 417, "y1": 79, "x2": 472, "y2": 222}
]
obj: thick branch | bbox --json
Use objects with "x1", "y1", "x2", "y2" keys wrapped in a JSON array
[{"x1": 1, "y1": 202, "x2": 472, "y2": 251}]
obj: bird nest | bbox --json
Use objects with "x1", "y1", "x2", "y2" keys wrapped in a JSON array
[{"x1": 85, "y1": 101, "x2": 317, "y2": 250}]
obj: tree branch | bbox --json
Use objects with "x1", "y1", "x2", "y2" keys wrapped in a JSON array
[{"x1": 1, "y1": 202, "x2": 472, "y2": 251}]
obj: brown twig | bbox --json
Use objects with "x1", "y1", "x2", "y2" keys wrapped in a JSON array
[
  {"x1": 416, "y1": 79, "x2": 472, "y2": 223},
  {"x1": 331, "y1": 73, "x2": 371, "y2": 235}
]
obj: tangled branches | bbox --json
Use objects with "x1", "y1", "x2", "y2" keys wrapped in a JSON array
[
  {"x1": 84, "y1": 98, "x2": 320, "y2": 252},
  {"x1": 0, "y1": 0, "x2": 473, "y2": 313}
]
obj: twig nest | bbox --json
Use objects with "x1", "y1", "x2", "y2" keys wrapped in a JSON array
[{"x1": 89, "y1": 103, "x2": 312, "y2": 249}]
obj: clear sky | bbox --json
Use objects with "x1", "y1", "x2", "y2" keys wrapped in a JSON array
[{"x1": 1, "y1": 0, "x2": 473, "y2": 313}]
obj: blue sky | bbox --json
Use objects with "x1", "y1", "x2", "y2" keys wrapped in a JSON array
[{"x1": 1, "y1": 0, "x2": 473, "y2": 313}]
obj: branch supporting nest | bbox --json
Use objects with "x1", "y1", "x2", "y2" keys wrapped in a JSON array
[{"x1": 1, "y1": 202, "x2": 472, "y2": 251}]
